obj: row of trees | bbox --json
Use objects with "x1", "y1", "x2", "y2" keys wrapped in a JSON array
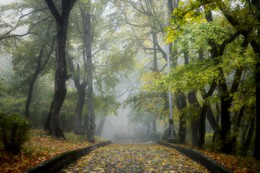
[
  {"x1": 0, "y1": 0, "x2": 134, "y2": 142},
  {"x1": 130, "y1": 0, "x2": 259, "y2": 158},
  {"x1": 0, "y1": 0, "x2": 259, "y2": 159},
  {"x1": 104, "y1": 0, "x2": 260, "y2": 159}
]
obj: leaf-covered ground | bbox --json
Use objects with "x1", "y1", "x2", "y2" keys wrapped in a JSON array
[
  {"x1": 1, "y1": 130, "x2": 259, "y2": 173},
  {"x1": 169, "y1": 143, "x2": 260, "y2": 173},
  {"x1": 61, "y1": 143, "x2": 210, "y2": 173},
  {"x1": 0, "y1": 129, "x2": 103, "y2": 173}
]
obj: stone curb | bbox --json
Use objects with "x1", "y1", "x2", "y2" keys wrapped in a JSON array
[
  {"x1": 27, "y1": 140, "x2": 112, "y2": 173},
  {"x1": 157, "y1": 141, "x2": 233, "y2": 173}
]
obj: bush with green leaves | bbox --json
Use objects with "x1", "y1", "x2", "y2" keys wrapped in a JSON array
[{"x1": 0, "y1": 112, "x2": 30, "y2": 154}]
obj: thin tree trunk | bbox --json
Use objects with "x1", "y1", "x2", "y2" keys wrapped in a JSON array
[
  {"x1": 74, "y1": 87, "x2": 86, "y2": 134},
  {"x1": 25, "y1": 73, "x2": 38, "y2": 118},
  {"x1": 95, "y1": 116, "x2": 107, "y2": 136},
  {"x1": 25, "y1": 37, "x2": 55, "y2": 119},
  {"x1": 81, "y1": 3, "x2": 95, "y2": 142}
]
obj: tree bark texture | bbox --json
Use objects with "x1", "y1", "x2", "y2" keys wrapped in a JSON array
[{"x1": 44, "y1": 0, "x2": 77, "y2": 138}]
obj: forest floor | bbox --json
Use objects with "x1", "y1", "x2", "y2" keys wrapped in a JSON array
[
  {"x1": 0, "y1": 129, "x2": 259, "y2": 173},
  {"x1": 0, "y1": 129, "x2": 105, "y2": 173}
]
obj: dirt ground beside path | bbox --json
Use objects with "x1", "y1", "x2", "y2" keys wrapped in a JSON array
[{"x1": 61, "y1": 143, "x2": 210, "y2": 173}]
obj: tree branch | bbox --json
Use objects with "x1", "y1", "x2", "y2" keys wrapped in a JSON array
[{"x1": 45, "y1": 0, "x2": 61, "y2": 22}]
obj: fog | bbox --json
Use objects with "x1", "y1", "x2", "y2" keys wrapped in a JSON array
[
  {"x1": 96, "y1": 71, "x2": 164, "y2": 143},
  {"x1": 0, "y1": 0, "x2": 18, "y2": 5}
]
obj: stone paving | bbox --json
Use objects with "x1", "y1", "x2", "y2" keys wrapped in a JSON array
[{"x1": 61, "y1": 143, "x2": 210, "y2": 173}]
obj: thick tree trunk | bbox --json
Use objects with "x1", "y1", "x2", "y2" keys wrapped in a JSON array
[
  {"x1": 206, "y1": 105, "x2": 218, "y2": 131},
  {"x1": 253, "y1": 44, "x2": 260, "y2": 159},
  {"x1": 44, "y1": 0, "x2": 76, "y2": 138},
  {"x1": 187, "y1": 91, "x2": 200, "y2": 146},
  {"x1": 197, "y1": 81, "x2": 217, "y2": 148},
  {"x1": 45, "y1": 23, "x2": 68, "y2": 138},
  {"x1": 176, "y1": 92, "x2": 187, "y2": 143},
  {"x1": 251, "y1": 1, "x2": 260, "y2": 157}
]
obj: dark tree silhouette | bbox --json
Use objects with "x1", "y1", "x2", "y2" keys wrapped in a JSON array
[{"x1": 44, "y1": 0, "x2": 77, "y2": 138}]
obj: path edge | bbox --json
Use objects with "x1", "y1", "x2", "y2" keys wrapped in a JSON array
[
  {"x1": 157, "y1": 141, "x2": 233, "y2": 173},
  {"x1": 27, "y1": 140, "x2": 112, "y2": 173}
]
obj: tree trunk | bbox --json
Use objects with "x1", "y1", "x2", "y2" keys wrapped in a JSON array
[
  {"x1": 95, "y1": 117, "x2": 107, "y2": 136},
  {"x1": 25, "y1": 73, "x2": 38, "y2": 119},
  {"x1": 44, "y1": 0, "x2": 76, "y2": 138},
  {"x1": 25, "y1": 38, "x2": 54, "y2": 119},
  {"x1": 197, "y1": 81, "x2": 217, "y2": 148},
  {"x1": 152, "y1": 30, "x2": 158, "y2": 72},
  {"x1": 187, "y1": 91, "x2": 200, "y2": 146},
  {"x1": 241, "y1": 116, "x2": 255, "y2": 156},
  {"x1": 176, "y1": 92, "x2": 187, "y2": 143},
  {"x1": 152, "y1": 118, "x2": 156, "y2": 132},
  {"x1": 81, "y1": 4, "x2": 95, "y2": 142},
  {"x1": 74, "y1": 86, "x2": 86, "y2": 134},
  {"x1": 253, "y1": 44, "x2": 260, "y2": 159}
]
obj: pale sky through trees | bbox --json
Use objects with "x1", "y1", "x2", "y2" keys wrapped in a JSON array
[{"x1": 0, "y1": 0, "x2": 17, "y2": 5}]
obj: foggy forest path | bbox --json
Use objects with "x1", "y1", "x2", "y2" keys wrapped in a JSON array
[{"x1": 61, "y1": 143, "x2": 210, "y2": 173}]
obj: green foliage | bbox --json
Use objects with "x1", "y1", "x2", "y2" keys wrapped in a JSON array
[
  {"x1": 0, "y1": 112, "x2": 30, "y2": 154},
  {"x1": 152, "y1": 59, "x2": 218, "y2": 93},
  {"x1": 95, "y1": 95, "x2": 120, "y2": 116},
  {"x1": 125, "y1": 91, "x2": 167, "y2": 116}
]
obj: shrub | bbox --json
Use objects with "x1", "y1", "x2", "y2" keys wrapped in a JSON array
[{"x1": 0, "y1": 112, "x2": 30, "y2": 154}]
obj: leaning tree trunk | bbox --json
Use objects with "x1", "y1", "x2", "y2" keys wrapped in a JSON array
[
  {"x1": 25, "y1": 72, "x2": 39, "y2": 119},
  {"x1": 25, "y1": 46, "x2": 45, "y2": 118},
  {"x1": 95, "y1": 116, "x2": 107, "y2": 136},
  {"x1": 25, "y1": 38, "x2": 54, "y2": 119},
  {"x1": 44, "y1": 0, "x2": 77, "y2": 138}
]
